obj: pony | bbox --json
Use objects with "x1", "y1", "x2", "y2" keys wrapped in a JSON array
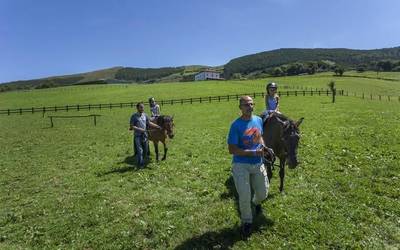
[
  {"x1": 262, "y1": 114, "x2": 304, "y2": 192},
  {"x1": 148, "y1": 115, "x2": 175, "y2": 161}
]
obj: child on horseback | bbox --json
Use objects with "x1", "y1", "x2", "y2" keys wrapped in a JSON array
[
  {"x1": 148, "y1": 97, "x2": 160, "y2": 121},
  {"x1": 261, "y1": 82, "x2": 280, "y2": 123}
]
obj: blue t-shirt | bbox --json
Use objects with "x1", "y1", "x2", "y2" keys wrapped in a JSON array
[
  {"x1": 265, "y1": 96, "x2": 278, "y2": 112},
  {"x1": 227, "y1": 115, "x2": 263, "y2": 164}
]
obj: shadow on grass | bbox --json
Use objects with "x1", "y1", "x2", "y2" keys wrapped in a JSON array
[
  {"x1": 97, "y1": 155, "x2": 153, "y2": 176},
  {"x1": 174, "y1": 214, "x2": 274, "y2": 250}
]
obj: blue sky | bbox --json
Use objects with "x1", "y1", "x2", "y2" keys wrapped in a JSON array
[{"x1": 1, "y1": 0, "x2": 399, "y2": 83}]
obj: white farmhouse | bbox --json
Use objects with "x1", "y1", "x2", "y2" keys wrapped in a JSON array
[{"x1": 194, "y1": 70, "x2": 223, "y2": 81}]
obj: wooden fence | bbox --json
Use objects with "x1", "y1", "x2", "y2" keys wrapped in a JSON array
[{"x1": 0, "y1": 89, "x2": 342, "y2": 116}]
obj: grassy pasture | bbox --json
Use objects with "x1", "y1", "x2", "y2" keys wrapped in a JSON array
[
  {"x1": 1, "y1": 72, "x2": 400, "y2": 110},
  {"x1": 0, "y1": 74, "x2": 399, "y2": 249}
]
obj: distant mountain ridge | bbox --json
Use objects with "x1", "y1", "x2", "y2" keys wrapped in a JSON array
[
  {"x1": 223, "y1": 47, "x2": 400, "y2": 78},
  {"x1": 1, "y1": 46, "x2": 400, "y2": 91}
]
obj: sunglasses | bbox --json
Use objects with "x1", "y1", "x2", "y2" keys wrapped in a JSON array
[{"x1": 241, "y1": 103, "x2": 255, "y2": 107}]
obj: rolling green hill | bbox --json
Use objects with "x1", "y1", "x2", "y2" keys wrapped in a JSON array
[
  {"x1": 223, "y1": 47, "x2": 400, "y2": 79},
  {"x1": 0, "y1": 65, "x2": 216, "y2": 91},
  {"x1": 2, "y1": 46, "x2": 400, "y2": 91}
]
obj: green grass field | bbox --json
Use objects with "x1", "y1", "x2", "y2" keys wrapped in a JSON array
[{"x1": 0, "y1": 73, "x2": 399, "y2": 249}]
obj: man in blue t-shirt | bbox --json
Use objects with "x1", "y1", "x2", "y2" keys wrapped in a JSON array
[
  {"x1": 129, "y1": 102, "x2": 161, "y2": 168},
  {"x1": 227, "y1": 96, "x2": 270, "y2": 237}
]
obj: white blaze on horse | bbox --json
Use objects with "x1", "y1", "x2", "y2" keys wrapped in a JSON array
[{"x1": 148, "y1": 115, "x2": 175, "y2": 161}]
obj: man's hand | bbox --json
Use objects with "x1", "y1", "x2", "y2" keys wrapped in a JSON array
[
  {"x1": 254, "y1": 147, "x2": 265, "y2": 157},
  {"x1": 262, "y1": 146, "x2": 275, "y2": 163}
]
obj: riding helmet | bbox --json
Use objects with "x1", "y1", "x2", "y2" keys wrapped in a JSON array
[{"x1": 266, "y1": 82, "x2": 278, "y2": 89}]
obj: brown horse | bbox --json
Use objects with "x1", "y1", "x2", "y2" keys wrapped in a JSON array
[
  {"x1": 262, "y1": 114, "x2": 304, "y2": 192},
  {"x1": 148, "y1": 115, "x2": 175, "y2": 161}
]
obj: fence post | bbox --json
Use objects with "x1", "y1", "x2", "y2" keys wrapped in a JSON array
[
  {"x1": 295, "y1": 91, "x2": 297, "y2": 96},
  {"x1": 50, "y1": 116, "x2": 53, "y2": 127},
  {"x1": 77, "y1": 104, "x2": 80, "y2": 111},
  {"x1": 181, "y1": 99, "x2": 183, "y2": 105},
  {"x1": 253, "y1": 92, "x2": 256, "y2": 98},
  {"x1": 287, "y1": 91, "x2": 289, "y2": 96},
  {"x1": 318, "y1": 90, "x2": 321, "y2": 96},
  {"x1": 388, "y1": 96, "x2": 390, "y2": 101},
  {"x1": 109, "y1": 103, "x2": 112, "y2": 109},
  {"x1": 161, "y1": 100, "x2": 164, "y2": 106},
  {"x1": 171, "y1": 99, "x2": 173, "y2": 105},
  {"x1": 227, "y1": 95, "x2": 230, "y2": 101},
  {"x1": 94, "y1": 116, "x2": 97, "y2": 126},
  {"x1": 100, "y1": 104, "x2": 102, "y2": 109},
  {"x1": 55, "y1": 106, "x2": 57, "y2": 112},
  {"x1": 190, "y1": 98, "x2": 193, "y2": 104},
  {"x1": 32, "y1": 107, "x2": 34, "y2": 114},
  {"x1": 303, "y1": 91, "x2": 305, "y2": 96},
  {"x1": 370, "y1": 94, "x2": 372, "y2": 100},
  {"x1": 8, "y1": 109, "x2": 10, "y2": 115},
  {"x1": 362, "y1": 93, "x2": 364, "y2": 99},
  {"x1": 66, "y1": 105, "x2": 69, "y2": 111},
  {"x1": 200, "y1": 97, "x2": 202, "y2": 103},
  {"x1": 209, "y1": 96, "x2": 211, "y2": 103},
  {"x1": 379, "y1": 95, "x2": 381, "y2": 101},
  {"x1": 218, "y1": 96, "x2": 220, "y2": 102},
  {"x1": 19, "y1": 108, "x2": 22, "y2": 115},
  {"x1": 311, "y1": 90, "x2": 313, "y2": 96}
]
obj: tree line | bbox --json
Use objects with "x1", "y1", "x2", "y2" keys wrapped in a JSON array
[{"x1": 224, "y1": 47, "x2": 400, "y2": 79}]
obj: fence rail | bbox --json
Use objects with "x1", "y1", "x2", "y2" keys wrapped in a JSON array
[{"x1": 1, "y1": 89, "x2": 342, "y2": 116}]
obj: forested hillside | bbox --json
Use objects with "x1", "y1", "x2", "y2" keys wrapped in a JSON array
[{"x1": 223, "y1": 47, "x2": 400, "y2": 79}]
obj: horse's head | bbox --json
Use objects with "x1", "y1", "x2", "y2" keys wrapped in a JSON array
[
  {"x1": 161, "y1": 115, "x2": 175, "y2": 139},
  {"x1": 279, "y1": 117, "x2": 304, "y2": 169}
]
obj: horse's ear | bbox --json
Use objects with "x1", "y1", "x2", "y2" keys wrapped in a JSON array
[{"x1": 295, "y1": 117, "x2": 304, "y2": 127}]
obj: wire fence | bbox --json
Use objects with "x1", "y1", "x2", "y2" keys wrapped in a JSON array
[{"x1": 0, "y1": 89, "x2": 341, "y2": 116}]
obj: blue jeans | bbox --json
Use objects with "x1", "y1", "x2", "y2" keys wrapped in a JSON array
[{"x1": 134, "y1": 135, "x2": 148, "y2": 166}]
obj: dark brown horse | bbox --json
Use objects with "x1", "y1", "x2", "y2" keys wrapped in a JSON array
[
  {"x1": 148, "y1": 115, "x2": 175, "y2": 161},
  {"x1": 262, "y1": 114, "x2": 304, "y2": 192}
]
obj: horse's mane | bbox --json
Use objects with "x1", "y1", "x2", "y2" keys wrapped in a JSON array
[
  {"x1": 272, "y1": 113, "x2": 291, "y2": 122},
  {"x1": 156, "y1": 115, "x2": 172, "y2": 126}
]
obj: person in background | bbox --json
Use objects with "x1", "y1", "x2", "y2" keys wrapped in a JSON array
[
  {"x1": 148, "y1": 97, "x2": 161, "y2": 121},
  {"x1": 129, "y1": 102, "x2": 161, "y2": 168},
  {"x1": 261, "y1": 82, "x2": 280, "y2": 123}
]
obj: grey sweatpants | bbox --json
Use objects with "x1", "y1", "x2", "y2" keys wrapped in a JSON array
[{"x1": 232, "y1": 162, "x2": 269, "y2": 224}]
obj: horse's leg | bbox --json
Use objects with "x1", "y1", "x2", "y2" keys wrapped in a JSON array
[
  {"x1": 153, "y1": 141, "x2": 159, "y2": 162},
  {"x1": 161, "y1": 140, "x2": 168, "y2": 161},
  {"x1": 266, "y1": 163, "x2": 273, "y2": 182},
  {"x1": 279, "y1": 159, "x2": 286, "y2": 192}
]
